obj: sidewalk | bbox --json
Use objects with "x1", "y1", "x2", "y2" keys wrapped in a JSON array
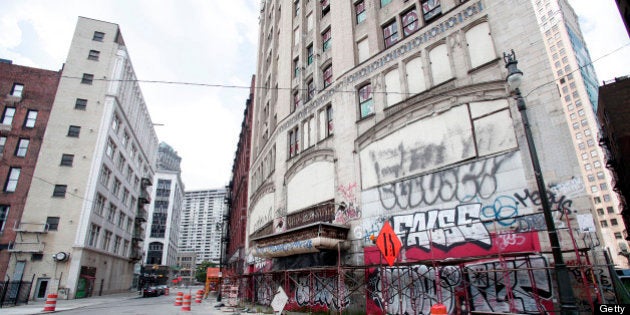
[{"x1": 0, "y1": 291, "x2": 140, "y2": 315}]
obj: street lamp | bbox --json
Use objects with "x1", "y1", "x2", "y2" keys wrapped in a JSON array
[{"x1": 503, "y1": 49, "x2": 578, "y2": 314}]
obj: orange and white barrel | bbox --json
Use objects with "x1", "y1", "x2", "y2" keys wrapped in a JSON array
[
  {"x1": 181, "y1": 294, "x2": 192, "y2": 311},
  {"x1": 174, "y1": 291, "x2": 183, "y2": 306},
  {"x1": 195, "y1": 289, "x2": 203, "y2": 303},
  {"x1": 43, "y1": 293, "x2": 58, "y2": 312}
]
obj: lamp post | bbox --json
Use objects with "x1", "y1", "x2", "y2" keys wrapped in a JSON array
[{"x1": 503, "y1": 49, "x2": 578, "y2": 314}]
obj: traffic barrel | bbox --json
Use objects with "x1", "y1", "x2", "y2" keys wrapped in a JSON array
[
  {"x1": 164, "y1": 287, "x2": 169, "y2": 296},
  {"x1": 195, "y1": 289, "x2": 203, "y2": 303},
  {"x1": 430, "y1": 303, "x2": 447, "y2": 315},
  {"x1": 43, "y1": 293, "x2": 58, "y2": 312},
  {"x1": 174, "y1": 291, "x2": 183, "y2": 306},
  {"x1": 182, "y1": 294, "x2": 192, "y2": 311}
]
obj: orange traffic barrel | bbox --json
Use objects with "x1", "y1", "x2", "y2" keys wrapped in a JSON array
[
  {"x1": 43, "y1": 293, "x2": 58, "y2": 312},
  {"x1": 430, "y1": 303, "x2": 447, "y2": 315},
  {"x1": 174, "y1": 291, "x2": 183, "y2": 306},
  {"x1": 195, "y1": 289, "x2": 203, "y2": 303},
  {"x1": 164, "y1": 287, "x2": 169, "y2": 296},
  {"x1": 181, "y1": 294, "x2": 192, "y2": 311}
]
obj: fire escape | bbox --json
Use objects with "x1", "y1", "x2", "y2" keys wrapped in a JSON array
[{"x1": 131, "y1": 177, "x2": 152, "y2": 262}]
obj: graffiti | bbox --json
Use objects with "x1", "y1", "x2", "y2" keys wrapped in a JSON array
[
  {"x1": 256, "y1": 280, "x2": 274, "y2": 306},
  {"x1": 365, "y1": 256, "x2": 553, "y2": 314},
  {"x1": 548, "y1": 177, "x2": 584, "y2": 199},
  {"x1": 391, "y1": 203, "x2": 491, "y2": 251},
  {"x1": 377, "y1": 153, "x2": 516, "y2": 210},
  {"x1": 513, "y1": 189, "x2": 573, "y2": 215},
  {"x1": 294, "y1": 274, "x2": 349, "y2": 310},
  {"x1": 335, "y1": 183, "x2": 362, "y2": 224},
  {"x1": 566, "y1": 259, "x2": 617, "y2": 305},
  {"x1": 253, "y1": 239, "x2": 314, "y2": 257},
  {"x1": 465, "y1": 256, "x2": 552, "y2": 314},
  {"x1": 496, "y1": 232, "x2": 527, "y2": 251}
]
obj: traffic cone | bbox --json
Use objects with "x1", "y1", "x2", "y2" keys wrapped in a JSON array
[
  {"x1": 174, "y1": 291, "x2": 183, "y2": 306},
  {"x1": 43, "y1": 293, "x2": 58, "y2": 312},
  {"x1": 182, "y1": 294, "x2": 192, "y2": 311},
  {"x1": 430, "y1": 303, "x2": 447, "y2": 315},
  {"x1": 195, "y1": 289, "x2": 203, "y2": 303}
]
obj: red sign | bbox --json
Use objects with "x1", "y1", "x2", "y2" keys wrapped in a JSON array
[{"x1": 376, "y1": 221, "x2": 402, "y2": 266}]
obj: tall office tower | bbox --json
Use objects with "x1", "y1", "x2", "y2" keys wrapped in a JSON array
[
  {"x1": 180, "y1": 189, "x2": 228, "y2": 265},
  {"x1": 242, "y1": 0, "x2": 615, "y2": 313},
  {"x1": 0, "y1": 61, "x2": 60, "y2": 282},
  {"x1": 533, "y1": 0, "x2": 627, "y2": 268},
  {"x1": 143, "y1": 142, "x2": 184, "y2": 267},
  {"x1": 6, "y1": 17, "x2": 158, "y2": 299}
]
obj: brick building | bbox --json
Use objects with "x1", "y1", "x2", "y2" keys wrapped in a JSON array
[{"x1": 0, "y1": 61, "x2": 60, "y2": 280}]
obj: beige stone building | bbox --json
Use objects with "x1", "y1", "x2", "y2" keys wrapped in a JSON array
[
  {"x1": 243, "y1": 0, "x2": 618, "y2": 313},
  {"x1": 7, "y1": 17, "x2": 158, "y2": 299}
]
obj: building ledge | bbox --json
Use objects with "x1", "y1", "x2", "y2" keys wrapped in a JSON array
[{"x1": 251, "y1": 222, "x2": 349, "y2": 258}]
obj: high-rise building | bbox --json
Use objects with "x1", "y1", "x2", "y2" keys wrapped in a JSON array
[
  {"x1": 533, "y1": 0, "x2": 627, "y2": 268},
  {"x1": 240, "y1": 0, "x2": 615, "y2": 313},
  {"x1": 6, "y1": 17, "x2": 158, "y2": 299},
  {"x1": 180, "y1": 189, "x2": 228, "y2": 265},
  {"x1": 143, "y1": 142, "x2": 184, "y2": 267},
  {"x1": 0, "y1": 61, "x2": 60, "y2": 282}
]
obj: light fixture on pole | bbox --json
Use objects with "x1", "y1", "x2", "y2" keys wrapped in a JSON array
[{"x1": 503, "y1": 49, "x2": 578, "y2": 314}]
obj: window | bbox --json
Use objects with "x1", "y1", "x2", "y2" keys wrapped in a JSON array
[
  {"x1": 406, "y1": 56, "x2": 427, "y2": 94},
  {"x1": 93, "y1": 31, "x2": 105, "y2": 41},
  {"x1": 322, "y1": 28, "x2": 332, "y2": 52},
  {"x1": 385, "y1": 69, "x2": 402, "y2": 106},
  {"x1": 295, "y1": 0, "x2": 300, "y2": 16},
  {"x1": 319, "y1": 104, "x2": 333, "y2": 141},
  {"x1": 288, "y1": 126, "x2": 300, "y2": 158},
  {"x1": 68, "y1": 125, "x2": 81, "y2": 137},
  {"x1": 323, "y1": 65, "x2": 333, "y2": 88},
  {"x1": 102, "y1": 230, "x2": 112, "y2": 250},
  {"x1": 383, "y1": 20, "x2": 399, "y2": 48},
  {"x1": 600, "y1": 220, "x2": 608, "y2": 227},
  {"x1": 596, "y1": 208, "x2": 604, "y2": 215},
  {"x1": 430, "y1": 44, "x2": 453, "y2": 84},
  {"x1": 0, "y1": 137, "x2": 5, "y2": 154},
  {"x1": 2, "y1": 107, "x2": 16, "y2": 125},
  {"x1": 46, "y1": 217, "x2": 60, "y2": 231},
  {"x1": 597, "y1": 171, "x2": 605, "y2": 180},
  {"x1": 113, "y1": 236, "x2": 122, "y2": 254},
  {"x1": 615, "y1": 232, "x2": 623, "y2": 239},
  {"x1": 106, "y1": 138, "x2": 116, "y2": 158},
  {"x1": 88, "y1": 50, "x2": 100, "y2": 61},
  {"x1": 123, "y1": 240, "x2": 129, "y2": 256},
  {"x1": 81, "y1": 73, "x2": 94, "y2": 85},
  {"x1": 321, "y1": 0, "x2": 330, "y2": 16},
  {"x1": 112, "y1": 115, "x2": 121, "y2": 133},
  {"x1": 594, "y1": 197, "x2": 601, "y2": 204},
  {"x1": 75, "y1": 98, "x2": 88, "y2": 110},
  {"x1": 600, "y1": 183, "x2": 608, "y2": 190},
  {"x1": 24, "y1": 110, "x2": 37, "y2": 128},
  {"x1": 357, "y1": 38, "x2": 369, "y2": 63},
  {"x1": 607, "y1": 207, "x2": 615, "y2": 214},
  {"x1": 611, "y1": 218, "x2": 619, "y2": 226},
  {"x1": 15, "y1": 139, "x2": 29, "y2": 157},
  {"x1": 118, "y1": 213, "x2": 126, "y2": 228},
  {"x1": 307, "y1": 14, "x2": 314, "y2": 31},
  {"x1": 401, "y1": 8, "x2": 420, "y2": 37},
  {"x1": 94, "y1": 194, "x2": 106, "y2": 216},
  {"x1": 307, "y1": 44, "x2": 314, "y2": 65},
  {"x1": 107, "y1": 204, "x2": 116, "y2": 222},
  {"x1": 5, "y1": 167, "x2": 20, "y2": 192},
  {"x1": 302, "y1": 116, "x2": 314, "y2": 150},
  {"x1": 11, "y1": 84, "x2": 24, "y2": 97},
  {"x1": 356, "y1": 1, "x2": 366, "y2": 24},
  {"x1": 359, "y1": 83, "x2": 374, "y2": 118},
  {"x1": 122, "y1": 188, "x2": 129, "y2": 205},
  {"x1": 587, "y1": 174, "x2": 595, "y2": 182},
  {"x1": 307, "y1": 79, "x2": 315, "y2": 101},
  {"x1": 294, "y1": 58, "x2": 300, "y2": 78},
  {"x1": 604, "y1": 194, "x2": 611, "y2": 202},
  {"x1": 421, "y1": 0, "x2": 441, "y2": 22},
  {"x1": 53, "y1": 185, "x2": 67, "y2": 197},
  {"x1": 466, "y1": 22, "x2": 496, "y2": 68},
  {"x1": 112, "y1": 178, "x2": 121, "y2": 197},
  {"x1": 380, "y1": 0, "x2": 392, "y2": 7},
  {"x1": 0, "y1": 205, "x2": 8, "y2": 232}
]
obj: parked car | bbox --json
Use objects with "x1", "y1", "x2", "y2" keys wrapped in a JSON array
[
  {"x1": 156, "y1": 285, "x2": 168, "y2": 295},
  {"x1": 142, "y1": 286, "x2": 159, "y2": 297}
]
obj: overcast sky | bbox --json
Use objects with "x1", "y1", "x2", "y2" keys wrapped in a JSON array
[{"x1": 0, "y1": 0, "x2": 628, "y2": 191}]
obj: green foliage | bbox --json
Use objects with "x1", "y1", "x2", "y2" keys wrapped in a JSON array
[{"x1": 194, "y1": 261, "x2": 217, "y2": 283}]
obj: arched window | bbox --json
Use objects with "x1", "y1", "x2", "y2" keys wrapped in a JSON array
[{"x1": 466, "y1": 22, "x2": 496, "y2": 68}]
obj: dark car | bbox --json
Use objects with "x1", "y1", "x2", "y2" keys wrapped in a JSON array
[
  {"x1": 156, "y1": 285, "x2": 168, "y2": 295},
  {"x1": 142, "y1": 286, "x2": 159, "y2": 297}
]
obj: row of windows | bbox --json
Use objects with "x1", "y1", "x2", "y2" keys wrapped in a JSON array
[
  {"x1": 1, "y1": 106, "x2": 38, "y2": 128},
  {"x1": 87, "y1": 223, "x2": 130, "y2": 256},
  {"x1": 0, "y1": 206, "x2": 58, "y2": 233}
]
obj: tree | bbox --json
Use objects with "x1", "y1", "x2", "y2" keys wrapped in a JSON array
[{"x1": 195, "y1": 261, "x2": 216, "y2": 283}]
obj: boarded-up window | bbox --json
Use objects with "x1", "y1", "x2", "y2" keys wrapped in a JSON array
[
  {"x1": 406, "y1": 56, "x2": 426, "y2": 95},
  {"x1": 466, "y1": 22, "x2": 496, "y2": 68},
  {"x1": 384, "y1": 69, "x2": 402, "y2": 107},
  {"x1": 358, "y1": 38, "x2": 369, "y2": 63},
  {"x1": 429, "y1": 44, "x2": 452, "y2": 85}
]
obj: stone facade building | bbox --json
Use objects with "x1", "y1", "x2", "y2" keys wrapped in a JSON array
[{"x1": 242, "y1": 0, "x2": 613, "y2": 313}]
